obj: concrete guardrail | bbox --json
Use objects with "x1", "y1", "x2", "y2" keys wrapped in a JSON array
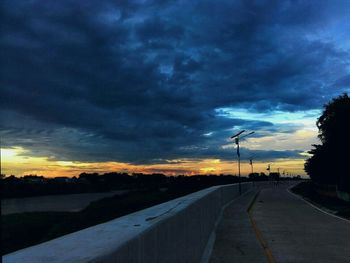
[{"x1": 3, "y1": 182, "x2": 260, "y2": 263}]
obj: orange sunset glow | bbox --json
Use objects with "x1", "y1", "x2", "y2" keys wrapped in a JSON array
[{"x1": 1, "y1": 146, "x2": 307, "y2": 177}]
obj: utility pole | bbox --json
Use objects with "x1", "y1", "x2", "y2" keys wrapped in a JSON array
[
  {"x1": 230, "y1": 130, "x2": 254, "y2": 195},
  {"x1": 250, "y1": 158, "x2": 254, "y2": 174}
]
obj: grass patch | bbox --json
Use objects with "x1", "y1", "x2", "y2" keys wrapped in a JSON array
[
  {"x1": 291, "y1": 181, "x2": 350, "y2": 220},
  {"x1": 1, "y1": 211, "x2": 72, "y2": 255},
  {"x1": 2, "y1": 186, "x2": 205, "y2": 255}
]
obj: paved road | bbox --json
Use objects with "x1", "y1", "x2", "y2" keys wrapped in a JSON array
[
  {"x1": 253, "y1": 184, "x2": 350, "y2": 263},
  {"x1": 210, "y1": 183, "x2": 350, "y2": 263}
]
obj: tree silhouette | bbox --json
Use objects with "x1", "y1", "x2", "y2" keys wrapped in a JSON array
[{"x1": 305, "y1": 93, "x2": 350, "y2": 191}]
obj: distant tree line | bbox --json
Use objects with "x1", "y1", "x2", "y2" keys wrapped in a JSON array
[
  {"x1": 305, "y1": 93, "x2": 350, "y2": 193},
  {"x1": 1, "y1": 172, "x2": 301, "y2": 198}
]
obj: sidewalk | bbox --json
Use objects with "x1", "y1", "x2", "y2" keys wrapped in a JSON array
[{"x1": 209, "y1": 188, "x2": 268, "y2": 263}]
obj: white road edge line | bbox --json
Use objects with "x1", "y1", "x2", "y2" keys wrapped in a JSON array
[{"x1": 287, "y1": 183, "x2": 350, "y2": 224}]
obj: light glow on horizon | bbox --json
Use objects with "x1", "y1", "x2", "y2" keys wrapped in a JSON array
[{"x1": 1, "y1": 146, "x2": 307, "y2": 177}]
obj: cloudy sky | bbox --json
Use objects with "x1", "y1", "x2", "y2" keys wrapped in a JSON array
[{"x1": 1, "y1": 0, "x2": 349, "y2": 177}]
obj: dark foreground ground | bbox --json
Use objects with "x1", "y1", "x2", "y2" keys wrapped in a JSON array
[{"x1": 1, "y1": 191, "x2": 128, "y2": 215}]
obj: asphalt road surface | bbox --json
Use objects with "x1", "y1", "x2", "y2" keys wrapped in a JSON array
[
  {"x1": 210, "y1": 183, "x2": 350, "y2": 263},
  {"x1": 253, "y1": 184, "x2": 350, "y2": 263}
]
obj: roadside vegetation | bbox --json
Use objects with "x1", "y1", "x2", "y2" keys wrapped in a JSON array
[
  {"x1": 1, "y1": 172, "x2": 247, "y2": 198},
  {"x1": 291, "y1": 181, "x2": 350, "y2": 220},
  {"x1": 305, "y1": 93, "x2": 350, "y2": 199}
]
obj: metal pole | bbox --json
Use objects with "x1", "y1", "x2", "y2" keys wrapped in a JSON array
[
  {"x1": 238, "y1": 142, "x2": 241, "y2": 195},
  {"x1": 230, "y1": 130, "x2": 254, "y2": 196}
]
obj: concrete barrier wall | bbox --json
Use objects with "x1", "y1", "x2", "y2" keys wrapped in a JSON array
[{"x1": 3, "y1": 182, "x2": 255, "y2": 263}]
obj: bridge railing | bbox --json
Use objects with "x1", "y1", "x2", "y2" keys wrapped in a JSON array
[{"x1": 4, "y1": 182, "x2": 272, "y2": 263}]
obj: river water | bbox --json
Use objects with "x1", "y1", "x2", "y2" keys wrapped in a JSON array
[{"x1": 1, "y1": 190, "x2": 127, "y2": 215}]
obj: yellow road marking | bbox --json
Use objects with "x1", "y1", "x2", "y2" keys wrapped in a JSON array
[{"x1": 247, "y1": 191, "x2": 277, "y2": 263}]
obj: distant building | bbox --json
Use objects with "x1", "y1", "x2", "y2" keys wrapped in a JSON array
[
  {"x1": 51, "y1": 177, "x2": 72, "y2": 183},
  {"x1": 269, "y1": 172, "x2": 280, "y2": 180}
]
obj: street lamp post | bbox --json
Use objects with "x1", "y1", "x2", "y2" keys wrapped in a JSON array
[
  {"x1": 250, "y1": 158, "x2": 254, "y2": 174},
  {"x1": 230, "y1": 130, "x2": 254, "y2": 195}
]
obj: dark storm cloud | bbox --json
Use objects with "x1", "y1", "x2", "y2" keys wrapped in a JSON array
[{"x1": 1, "y1": 0, "x2": 349, "y2": 164}]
